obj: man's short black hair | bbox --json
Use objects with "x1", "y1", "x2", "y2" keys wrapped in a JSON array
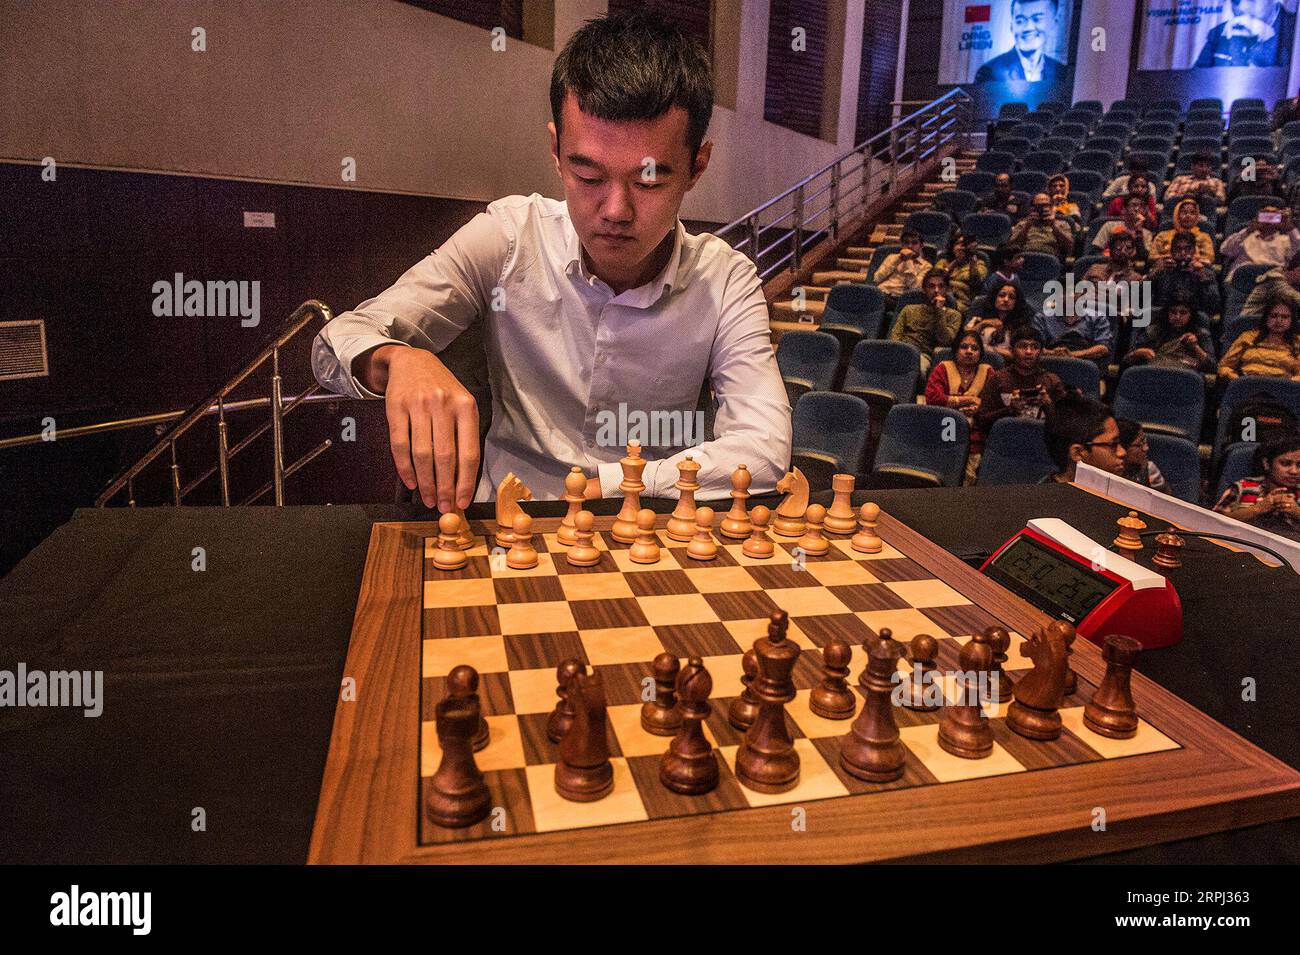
[
  {"x1": 1170, "y1": 230, "x2": 1196, "y2": 250},
  {"x1": 1045, "y1": 396, "x2": 1113, "y2": 470},
  {"x1": 550, "y1": 12, "x2": 714, "y2": 161},
  {"x1": 900, "y1": 228, "x2": 923, "y2": 244},
  {"x1": 1010, "y1": 325, "x2": 1045, "y2": 348},
  {"x1": 924, "y1": 267, "x2": 950, "y2": 287},
  {"x1": 1193, "y1": 151, "x2": 1215, "y2": 166}
]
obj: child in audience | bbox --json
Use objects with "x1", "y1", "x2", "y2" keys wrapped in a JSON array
[
  {"x1": 981, "y1": 243, "x2": 1026, "y2": 297},
  {"x1": 925, "y1": 330, "x2": 994, "y2": 484},
  {"x1": 1102, "y1": 158, "x2": 1157, "y2": 201},
  {"x1": 1150, "y1": 197, "x2": 1216, "y2": 264},
  {"x1": 936, "y1": 233, "x2": 988, "y2": 312},
  {"x1": 1123, "y1": 296, "x2": 1215, "y2": 371},
  {"x1": 1214, "y1": 434, "x2": 1300, "y2": 540},
  {"x1": 975, "y1": 326, "x2": 1070, "y2": 434},
  {"x1": 967, "y1": 280, "x2": 1033, "y2": 361},
  {"x1": 1042, "y1": 396, "x2": 1127, "y2": 484},
  {"x1": 1218, "y1": 295, "x2": 1300, "y2": 380},
  {"x1": 1104, "y1": 175, "x2": 1158, "y2": 227},
  {"x1": 1116, "y1": 418, "x2": 1169, "y2": 493},
  {"x1": 1047, "y1": 173, "x2": 1082, "y2": 239},
  {"x1": 1150, "y1": 231, "x2": 1220, "y2": 316},
  {"x1": 1092, "y1": 196, "x2": 1154, "y2": 259},
  {"x1": 873, "y1": 228, "x2": 931, "y2": 305},
  {"x1": 889, "y1": 268, "x2": 962, "y2": 374}
]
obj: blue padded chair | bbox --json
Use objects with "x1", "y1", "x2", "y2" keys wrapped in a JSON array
[
  {"x1": 1039, "y1": 100, "x2": 1067, "y2": 114},
  {"x1": 1086, "y1": 136, "x2": 1126, "y2": 158},
  {"x1": 1018, "y1": 252, "x2": 1063, "y2": 311},
  {"x1": 818, "y1": 284, "x2": 886, "y2": 361},
  {"x1": 1022, "y1": 150, "x2": 1066, "y2": 175},
  {"x1": 1130, "y1": 135, "x2": 1174, "y2": 155},
  {"x1": 1145, "y1": 108, "x2": 1181, "y2": 125},
  {"x1": 1018, "y1": 123, "x2": 1047, "y2": 142},
  {"x1": 1146, "y1": 99, "x2": 1181, "y2": 113},
  {"x1": 998, "y1": 102, "x2": 1030, "y2": 120},
  {"x1": 1052, "y1": 122, "x2": 1089, "y2": 142},
  {"x1": 1065, "y1": 169, "x2": 1105, "y2": 199},
  {"x1": 1112, "y1": 99, "x2": 1143, "y2": 113},
  {"x1": 1230, "y1": 97, "x2": 1265, "y2": 111},
  {"x1": 1213, "y1": 377, "x2": 1300, "y2": 464},
  {"x1": 1144, "y1": 434, "x2": 1202, "y2": 503},
  {"x1": 777, "y1": 331, "x2": 840, "y2": 404},
  {"x1": 1136, "y1": 121, "x2": 1177, "y2": 139},
  {"x1": 1215, "y1": 442, "x2": 1260, "y2": 499},
  {"x1": 997, "y1": 136, "x2": 1034, "y2": 158},
  {"x1": 904, "y1": 210, "x2": 955, "y2": 250},
  {"x1": 976, "y1": 151, "x2": 1018, "y2": 175},
  {"x1": 1128, "y1": 151, "x2": 1172, "y2": 180},
  {"x1": 842, "y1": 340, "x2": 921, "y2": 409},
  {"x1": 1189, "y1": 97, "x2": 1223, "y2": 112},
  {"x1": 1072, "y1": 253, "x2": 1107, "y2": 279},
  {"x1": 1058, "y1": 110, "x2": 1096, "y2": 130},
  {"x1": 868, "y1": 244, "x2": 901, "y2": 275},
  {"x1": 1112, "y1": 365, "x2": 1206, "y2": 440},
  {"x1": 871, "y1": 404, "x2": 970, "y2": 488},
  {"x1": 1221, "y1": 264, "x2": 1272, "y2": 327},
  {"x1": 1179, "y1": 135, "x2": 1224, "y2": 156},
  {"x1": 1225, "y1": 196, "x2": 1282, "y2": 237},
  {"x1": 1185, "y1": 108, "x2": 1224, "y2": 124},
  {"x1": 791, "y1": 391, "x2": 870, "y2": 477},
  {"x1": 1070, "y1": 150, "x2": 1117, "y2": 177},
  {"x1": 1228, "y1": 122, "x2": 1272, "y2": 141},
  {"x1": 1228, "y1": 137, "x2": 1275, "y2": 161},
  {"x1": 1038, "y1": 136, "x2": 1080, "y2": 160},
  {"x1": 1219, "y1": 315, "x2": 1258, "y2": 354},
  {"x1": 933, "y1": 188, "x2": 978, "y2": 221},
  {"x1": 1010, "y1": 170, "x2": 1049, "y2": 196},
  {"x1": 1074, "y1": 100, "x2": 1104, "y2": 114},
  {"x1": 1040, "y1": 355, "x2": 1102, "y2": 399},
  {"x1": 1281, "y1": 121, "x2": 1300, "y2": 143},
  {"x1": 956, "y1": 170, "x2": 997, "y2": 198},
  {"x1": 1182, "y1": 122, "x2": 1224, "y2": 141},
  {"x1": 1023, "y1": 111, "x2": 1057, "y2": 128},
  {"x1": 1093, "y1": 122, "x2": 1132, "y2": 142},
  {"x1": 961, "y1": 212, "x2": 1012, "y2": 248},
  {"x1": 976, "y1": 418, "x2": 1057, "y2": 485}
]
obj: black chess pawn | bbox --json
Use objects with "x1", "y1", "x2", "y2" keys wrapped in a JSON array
[
  {"x1": 641, "y1": 653, "x2": 683, "y2": 736},
  {"x1": 447, "y1": 663, "x2": 490, "y2": 752},
  {"x1": 425, "y1": 694, "x2": 491, "y2": 829},
  {"x1": 555, "y1": 671, "x2": 614, "y2": 802},
  {"x1": 902, "y1": 633, "x2": 941, "y2": 711},
  {"x1": 727, "y1": 648, "x2": 761, "y2": 732},
  {"x1": 938, "y1": 639, "x2": 996, "y2": 760},
  {"x1": 547, "y1": 658, "x2": 587, "y2": 744},
  {"x1": 1083, "y1": 634, "x2": 1141, "y2": 739},
  {"x1": 810, "y1": 637, "x2": 857, "y2": 720},
  {"x1": 659, "y1": 658, "x2": 721, "y2": 795},
  {"x1": 840, "y1": 635, "x2": 906, "y2": 782},
  {"x1": 983, "y1": 627, "x2": 1014, "y2": 704}
]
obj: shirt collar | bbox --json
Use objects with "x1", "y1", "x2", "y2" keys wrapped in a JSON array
[{"x1": 562, "y1": 212, "x2": 685, "y2": 309}]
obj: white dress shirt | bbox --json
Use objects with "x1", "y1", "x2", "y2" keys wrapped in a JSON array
[{"x1": 311, "y1": 193, "x2": 791, "y2": 502}]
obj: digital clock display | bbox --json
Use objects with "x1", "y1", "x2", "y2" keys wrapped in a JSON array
[{"x1": 985, "y1": 535, "x2": 1119, "y2": 623}]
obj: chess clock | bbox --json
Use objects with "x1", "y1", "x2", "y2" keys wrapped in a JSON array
[{"x1": 981, "y1": 518, "x2": 1183, "y2": 650}]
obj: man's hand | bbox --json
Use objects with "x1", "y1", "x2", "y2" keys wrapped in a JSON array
[{"x1": 358, "y1": 344, "x2": 480, "y2": 511}]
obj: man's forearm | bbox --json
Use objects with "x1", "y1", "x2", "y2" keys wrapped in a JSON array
[{"x1": 352, "y1": 342, "x2": 408, "y2": 395}]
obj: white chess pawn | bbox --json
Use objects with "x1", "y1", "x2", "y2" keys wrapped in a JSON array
[
  {"x1": 742, "y1": 505, "x2": 775, "y2": 559},
  {"x1": 851, "y1": 502, "x2": 882, "y2": 554},
  {"x1": 506, "y1": 512, "x2": 539, "y2": 569},
  {"x1": 687, "y1": 507, "x2": 718, "y2": 561},
  {"x1": 797, "y1": 503, "x2": 830, "y2": 557},
  {"x1": 566, "y1": 510, "x2": 600, "y2": 567},
  {"x1": 629, "y1": 508, "x2": 661, "y2": 564},
  {"x1": 433, "y1": 512, "x2": 469, "y2": 571}
]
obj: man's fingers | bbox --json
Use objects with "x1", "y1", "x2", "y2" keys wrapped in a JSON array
[
  {"x1": 454, "y1": 397, "x2": 481, "y2": 510},
  {"x1": 409, "y1": 407, "x2": 438, "y2": 509},
  {"x1": 430, "y1": 404, "x2": 457, "y2": 513},
  {"x1": 386, "y1": 402, "x2": 417, "y2": 491}
]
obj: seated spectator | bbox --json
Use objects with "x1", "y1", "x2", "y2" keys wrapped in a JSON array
[
  {"x1": 1150, "y1": 231, "x2": 1221, "y2": 316},
  {"x1": 1092, "y1": 196, "x2": 1154, "y2": 259},
  {"x1": 1083, "y1": 232, "x2": 1143, "y2": 286},
  {"x1": 1104, "y1": 174, "x2": 1159, "y2": 228},
  {"x1": 1229, "y1": 159, "x2": 1285, "y2": 203},
  {"x1": 1036, "y1": 290, "x2": 1114, "y2": 368},
  {"x1": 1150, "y1": 197, "x2": 1216, "y2": 263},
  {"x1": 1241, "y1": 249, "x2": 1300, "y2": 318},
  {"x1": 967, "y1": 280, "x2": 1034, "y2": 361},
  {"x1": 975, "y1": 326, "x2": 1070, "y2": 437},
  {"x1": 1123, "y1": 295, "x2": 1215, "y2": 372},
  {"x1": 977, "y1": 172, "x2": 1024, "y2": 220},
  {"x1": 1048, "y1": 173, "x2": 1083, "y2": 238},
  {"x1": 1102, "y1": 158, "x2": 1157, "y2": 201},
  {"x1": 1164, "y1": 152, "x2": 1228, "y2": 205},
  {"x1": 873, "y1": 228, "x2": 931, "y2": 304},
  {"x1": 1214, "y1": 434, "x2": 1300, "y2": 541},
  {"x1": 924, "y1": 329, "x2": 994, "y2": 484},
  {"x1": 1010, "y1": 193, "x2": 1073, "y2": 257},
  {"x1": 1116, "y1": 418, "x2": 1170, "y2": 494},
  {"x1": 1076, "y1": 232, "x2": 1146, "y2": 328},
  {"x1": 1042, "y1": 396, "x2": 1127, "y2": 484},
  {"x1": 1218, "y1": 294, "x2": 1300, "y2": 380},
  {"x1": 981, "y1": 243, "x2": 1025, "y2": 297},
  {"x1": 888, "y1": 268, "x2": 962, "y2": 374},
  {"x1": 1220, "y1": 203, "x2": 1300, "y2": 278},
  {"x1": 936, "y1": 233, "x2": 988, "y2": 312}
]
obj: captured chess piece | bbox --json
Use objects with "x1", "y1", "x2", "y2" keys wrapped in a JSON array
[
  {"x1": 797, "y1": 503, "x2": 830, "y2": 556},
  {"x1": 772, "y1": 467, "x2": 809, "y2": 538},
  {"x1": 687, "y1": 506, "x2": 718, "y2": 561},
  {"x1": 1153, "y1": 530, "x2": 1185, "y2": 569},
  {"x1": 720, "y1": 465, "x2": 753, "y2": 539},
  {"x1": 557, "y1": 467, "x2": 587, "y2": 547},
  {"x1": 810, "y1": 637, "x2": 857, "y2": 720},
  {"x1": 734, "y1": 611, "x2": 801, "y2": 793},
  {"x1": 659, "y1": 657, "x2": 721, "y2": 796},
  {"x1": 1084, "y1": 634, "x2": 1142, "y2": 739},
  {"x1": 727, "y1": 648, "x2": 761, "y2": 731},
  {"x1": 611, "y1": 442, "x2": 646, "y2": 544},
  {"x1": 425, "y1": 693, "x2": 491, "y2": 828},
  {"x1": 1006, "y1": 623, "x2": 1071, "y2": 741},
  {"x1": 433, "y1": 512, "x2": 469, "y2": 572},
  {"x1": 506, "y1": 512, "x2": 539, "y2": 570},
  {"x1": 447, "y1": 664, "x2": 490, "y2": 752},
  {"x1": 566, "y1": 511, "x2": 601, "y2": 567},
  {"x1": 555, "y1": 671, "x2": 614, "y2": 802},
  {"x1": 824, "y1": 474, "x2": 858, "y2": 535},
  {"x1": 851, "y1": 502, "x2": 882, "y2": 554},
  {"x1": 629, "y1": 508, "x2": 661, "y2": 564},
  {"x1": 1113, "y1": 510, "x2": 1146, "y2": 553},
  {"x1": 641, "y1": 653, "x2": 683, "y2": 736},
  {"x1": 547, "y1": 658, "x2": 587, "y2": 743},
  {"x1": 984, "y1": 626, "x2": 1014, "y2": 704},
  {"x1": 938, "y1": 638, "x2": 996, "y2": 759},
  {"x1": 742, "y1": 505, "x2": 775, "y2": 559},
  {"x1": 839, "y1": 634, "x2": 906, "y2": 782},
  {"x1": 900, "y1": 632, "x2": 940, "y2": 711},
  {"x1": 494, "y1": 472, "x2": 532, "y2": 548},
  {"x1": 666, "y1": 457, "x2": 702, "y2": 542}
]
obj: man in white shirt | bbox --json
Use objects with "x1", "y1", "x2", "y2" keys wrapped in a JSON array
[
  {"x1": 1220, "y1": 204, "x2": 1300, "y2": 278},
  {"x1": 312, "y1": 13, "x2": 791, "y2": 511}
]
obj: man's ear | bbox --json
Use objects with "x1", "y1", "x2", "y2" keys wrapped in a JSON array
[
  {"x1": 548, "y1": 122, "x2": 561, "y2": 178},
  {"x1": 686, "y1": 140, "x2": 713, "y2": 191},
  {"x1": 1068, "y1": 443, "x2": 1087, "y2": 464}
]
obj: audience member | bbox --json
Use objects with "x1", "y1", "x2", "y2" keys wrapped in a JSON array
[
  {"x1": 888, "y1": 268, "x2": 962, "y2": 374},
  {"x1": 1218, "y1": 295, "x2": 1300, "y2": 380},
  {"x1": 1150, "y1": 231, "x2": 1221, "y2": 316},
  {"x1": 1101, "y1": 159, "x2": 1157, "y2": 201},
  {"x1": 981, "y1": 243, "x2": 1026, "y2": 297},
  {"x1": 1036, "y1": 290, "x2": 1114, "y2": 368},
  {"x1": 1214, "y1": 434, "x2": 1300, "y2": 540},
  {"x1": 1042, "y1": 396, "x2": 1127, "y2": 484},
  {"x1": 975, "y1": 326, "x2": 1070, "y2": 435},
  {"x1": 1220, "y1": 203, "x2": 1300, "y2": 278},
  {"x1": 924, "y1": 329, "x2": 993, "y2": 484},
  {"x1": 1104, "y1": 174, "x2": 1158, "y2": 227},
  {"x1": 1092, "y1": 196, "x2": 1153, "y2": 258},
  {"x1": 873, "y1": 228, "x2": 931, "y2": 303},
  {"x1": 1241, "y1": 249, "x2": 1300, "y2": 318},
  {"x1": 1010, "y1": 192, "x2": 1073, "y2": 257},
  {"x1": 1116, "y1": 418, "x2": 1169, "y2": 494},
  {"x1": 1164, "y1": 152, "x2": 1227, "y2": 205},
  {"x1": 977, "y1": 172, "x2": 1024, "y2": 219},
  {"x1": 967, "y1": 280, "x2": 1034, "y2": 361},
  {"x1": 1150, "y1": 197, "x2": 1216, "y2": 263},
  {"x1": 1047, "y1": 173, "x2": 1082, "y2": 238},
  {"x1": 1123, "y1": 296, "x2": 1215, "y2": 372},
  {"x1": 935, "y1": 233, "x2": 988, "y2": 312},
  {"x1": 1229, "y1": 159, "x2": 1285, "y2": 203}
]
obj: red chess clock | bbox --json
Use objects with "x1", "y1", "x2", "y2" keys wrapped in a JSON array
[{"x1": 981, "y1": 519, "x2": 1183, "y2": 650}]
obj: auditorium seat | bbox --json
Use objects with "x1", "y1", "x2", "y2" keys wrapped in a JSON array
[
  {"x1": 1189, "y1": 97, "x2": 1223, "y2": 112},
  {"x1": 1022, "y1": 111, "x2": 1057, "y2": 128},
  {"x1": 791, "y1": 392, "x2": 870, "y2": 477},
  {"x1": 1040, "y1": 355, "x2": 1102, "y2": 399},
  {"x1": 1182, "y1": 122, "x2": 1224, "y2": 141},
  {"x1": 1072, "y1": 254, "x2": 1106, "y2": 279},
  {"x1": 996, "y1": 136, "x2": 1034, "y2": 158},
  {"x1": 1225, "y1": 196, "x2": 1282, "y2": 237},
  {"x1": 961, "y1": 212, "x2": 1012, "y2": 248},
  {"x1": 1092, "y1": 122, "x2": 1133, "y2": 142},
  {"x1": 1228, "y1": 123, "x2": 1272, "y2": 141},
  {"x1": 975, "y1": 151, "x2": 1017, "y2": 175},
  {"x1": 842, "y1": 340, "x2": 921, "y2": 409},
  {"x1": 1113, "y1": 365, "x2": 1206, "y2": 440},
  {"x1": 1017, "y1": 123, "x2": 1047, "y2": 143},
  {"x1": 955, "y1": 171, "x2": 996, "y2": 197},
  {"x1": 1226, "y1": 138, "x2": 1274, "y2": 162},
  {"x1": 777, "y1": 331, "x2": 839, "y2": 403},
  {"x1": 1147, "y1": 98, "x2": 1181, "y2": 113},
  {"x1": 975, "y1": 418, "x2": 1056, "y2": 485},
  {"x1": 1136, "y1": 121, "x2": 1177, "y2": 140},
  {"x1": 1065, "y1": 169, "x2": 1106, "y2": 199},
  {"x1": 1057, "y1": 110, "x2": 1096, "y2": 130},
  {"x1": 1130, "y1": 136, "x2": 1174, "y2": 155},
  {"x1": 1280, "y1": 121, "x2": 1300, "y2": 144},
  {"x1": 1011, "y1": 171, "x2": 1049, "y2": 196},
  {"x1": 818, "y1": 284, "x2": 886, "y2": 360},
  {"x1": 1073, "y1": 100, "x2": 1104, "y2": 114},
  {"x1": 1213, "y1": 377, "x2": 1300, "y2": 465},
  {"x1": 933, "y1": 188, "x2": 978, "y2": 221},
  {"x1": 1038, "y1": 136, "x2": 1079, "y2": 160},
  {"x1": 1112, "y1": 98, "x2": 1143, "y2": 114},
  {"x1": 1144, "y1": 434, "x2": 1202, "y2": 503},
  {"x1": 1229, "y1": 109, "x2": 1270, "y2": 127},
  {"x1": 1051, "y1": 122, "x2": 1089, "y2": 142},
  {"x1": 1085, "y1": 136, "x2": 1127, "y2": 159},
  {"x1": 1215, "y1": 442, "x2": 1260, "y2": 499},
  {"x1": 1021, "y1": 150, "x2": 1065, "y2": 175},
  {"x1": 1222, "y1": 263, "x2": 1272, "y2": 327},
  {"x1": 998, "y1": 102, "x2": 1030, "y2": 120},
  {"x1": 932, "y1": 346, "x2": 1004, "y2": 370},
  {"x1": 1144, "y1": 108, "x2": 1181, "y2": 125},
  {"x1": 1105, "y1": 109, "x2": 1138, "y2": 127},
  {"x1": 1179, "y1": 136, "x2": 1225, "y2": 157},
  {"x1": 1069, "y1": 150, "x2": 1117, "y2": 177},
  {"x1": 871, "y1": 404, "x2": 969, "y2": 488},
  {"x1": 1039, "y1": 100, "x2": 1067, "y2": 115},
  {"x1": 1127, "y1": 150, "x2": 1172, "y2": 179},
  {"x1": 904, "y1": 210, "x2": 954, "y2": 249}
]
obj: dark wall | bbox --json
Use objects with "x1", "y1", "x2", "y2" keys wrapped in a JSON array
[{"x1": 854, "y1": 0, "x2": 904, "y2": 145}]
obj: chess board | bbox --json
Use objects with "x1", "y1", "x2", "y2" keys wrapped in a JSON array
[{"x1": 309, "y1": 509, "x2": 1300, "y2": 864}]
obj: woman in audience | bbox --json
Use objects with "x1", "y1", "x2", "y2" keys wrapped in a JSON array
[
  {"x1": 1150, "y1": 197, "x2": 1216, "y2": 263},
  {"x1": 1047, "y1": 173, "x2": 1082, "y2": 242},
  {"x1": 967, "y1": 280, "x2": 1034, "y2": 361},
  {"x1": 1116, "y1": 418, "x2": 1169, "y2": 493},
  {"x1": 1214, "y1": 434, "x2": 1300, "y2": 541},
  {"x1": 1123, "y1": 296, "x2": 1215, "y2": 372},
  {"x1": 936, "y1": 233, "x2": 988, "y2": 312},
  {"x1": 925, "y1": 330, "x2": 994, "y2": 484},
  {"x1": 1218, "y1": 295, "x2": 1300, "y2": 380}
]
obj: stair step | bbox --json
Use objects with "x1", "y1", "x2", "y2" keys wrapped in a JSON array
[
  {"x1": 811, "y1": 269, "x2": 870, "y2": 285},
  {"x1": 836, "y1": 257, "x2": 871, "y2": 269}
]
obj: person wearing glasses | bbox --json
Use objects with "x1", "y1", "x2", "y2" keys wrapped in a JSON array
[
  {"x1": 1042, "y1": 395, "x2": 1127, "y2": 484},
  {"x1": 1116, "y1": 419, "x2": 1170, "y2": 493}
]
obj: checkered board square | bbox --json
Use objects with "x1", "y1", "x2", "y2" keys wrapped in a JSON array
[{"x1": 418, "y1": 522, "x2": 1180, "y2": 845}]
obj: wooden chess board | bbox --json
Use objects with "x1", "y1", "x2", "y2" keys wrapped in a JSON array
[{"x1": 309, "y1": 510, "x2": 1300, "y2": 864}]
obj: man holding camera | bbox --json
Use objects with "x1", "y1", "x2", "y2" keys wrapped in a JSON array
[
  {"x1": 1221, "y1": 204, "x2": 1300, "y2": 277},
  {"x1": 1010, "y1": 192, "x2": 1073, "y2": 258}
]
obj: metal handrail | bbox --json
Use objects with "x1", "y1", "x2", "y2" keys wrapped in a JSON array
[
  {"x1": 716, "y1": 90, "x2": 973, "y2": 280},
  {"x1": 93, "y1": 299, "x2": 335, "y2": 507}
]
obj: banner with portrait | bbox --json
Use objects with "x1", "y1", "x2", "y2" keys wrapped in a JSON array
[
  {"x1": 939, "y1": 0, "x2": 1076, "y2": 85},
  {"x1": 1138, "y1": 0, "x2": 1297, "y2": 71}
]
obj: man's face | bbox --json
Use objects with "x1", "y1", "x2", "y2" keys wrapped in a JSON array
[
  {"x1": 1031, "y1": 194, "x2": 1052, "y2": 218},
  {"x1": 1111, "y1": 238, "x2": 1134, "y2": 264},
  {"x1": 1078, "y1": 417, "x2": 1126, "y2": 475},
  {"x1": 924, "y1": 276, "x2": 947, "y2": 300},
  {"x1": 1012, "y1": 338, "x2": 1041, "y2": 371},
  {"x1": 994, "y1": 174, "x2": 1012, "y2": 196},
  {"x1": 1175, "y1": 204, "x2": 1198, "y2": 230},
  {"x1": 1193, "y1": 160, "x2": 1211, "y2": 180},
  {"x1": 1235, "y1": 0, "x2": 1281, "y2": 21},
  {"x1": 1124, "y1": 198, "x2": 1145, "y2": 225},
  {"x1": 903, "y1": 236, "x2": 924, "y2": 255},
  {"x1": 1171, "y1": 238, "x2": 1194, "y2": 264},
  {"x1": 1011, "y1": 0, "x2": 1056, "y2": 56},
  {"x1": 550, "y1": 93, "x2": 709, "y2": 286}
]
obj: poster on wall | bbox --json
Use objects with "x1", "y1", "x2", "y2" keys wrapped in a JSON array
[
  {"x1": 940, "y1": 0, "x2": 1075, "y2": 85},
  {"x1": 1138, "y1": 0, "x2": 1297, "y2": 71}
]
